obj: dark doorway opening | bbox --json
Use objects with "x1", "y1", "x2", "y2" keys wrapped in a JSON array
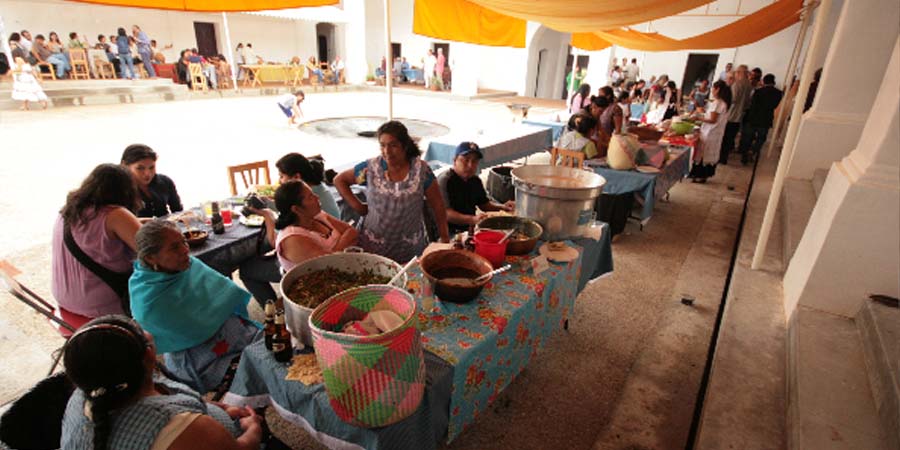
[
  {"x1": 562, "y1": 50, "x2": 590, "y2": 99},
  {"x1": 316, "y1": 22, "x2": 336, "y2": 63},
  {"x1": 317, "y1": 36, "x2": 328, "y2": 62},
  {"x1": 432, "y1": 43, "x2": 449, "y2": 60},
  {"x1": 391, "y1": 43, "x2": 401, "y2": 59},
  {"x1": 193, "y1": 22, "x2": 218, "y2": 57},
  {"x1": 681, "y1": 53, "x2": 719, "y2": 93}
]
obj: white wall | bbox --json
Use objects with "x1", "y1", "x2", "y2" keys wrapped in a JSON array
[{"x1": 0, "y1": 0, "x2": 318, "y2": 65}]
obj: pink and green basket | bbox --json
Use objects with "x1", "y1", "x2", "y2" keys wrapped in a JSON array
[{"x1": 308, "y1": 284, "x2": 426, "y2": 428}]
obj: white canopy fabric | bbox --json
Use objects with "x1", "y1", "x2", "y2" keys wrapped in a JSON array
[{"x1": 244, "y1": 6, "x2": 349, "y2": 23}]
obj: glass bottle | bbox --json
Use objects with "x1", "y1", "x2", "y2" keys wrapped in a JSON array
[
  {"x1": 263, "y1": 300, "x2": 276, "y2": 350},
  {"x1": 210, "y1": 201, "x2": 225, "y2": 235},
  {"x1": 272, "y1": 310, "x2": 293, "y2": 363}
]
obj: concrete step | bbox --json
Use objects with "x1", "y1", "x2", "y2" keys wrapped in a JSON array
[
  {"x1": 812, "y1": 168, "x2": 829, "y2": 199},
  {"x1": 781, "y1": 178, "x2": 817, "y2": 267},
  {"x1": 787, "y1": 306, "x2": 892, "y2": 450},
  {"x1": 856, "y1": 297, "x2": 900, "y2": 450}
]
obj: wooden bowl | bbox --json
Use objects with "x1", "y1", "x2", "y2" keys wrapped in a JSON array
[
  {"x1": 419, "y1": 250, "x2": 493, "y2": 303},
  {"x1": 476, "y1": 216, "x2": 542, "y2": 255},
  {"x1": 183, "y1": 230, "x2": 208, "y2": 248}
]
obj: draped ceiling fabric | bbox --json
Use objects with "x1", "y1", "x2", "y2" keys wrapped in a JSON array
[
  {"x1": 571, "y1": 0, "x2": 804, "y2": 51},
  {"x1": 65, "y1": 0, "x2": 337, "y2": 12}
]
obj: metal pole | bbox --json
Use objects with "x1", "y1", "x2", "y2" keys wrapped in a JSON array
[
  {"x1": 568, "y1": 46, "x2": 577, "y2": 110},
  {"x1": 383, "y1": 0, "x2": 394, "y2": 121},
  {"x1": 222, "y1": 12, "x2": 239, "y2": 92},
  {"x1": 766, "y1": 1, "x2": 814, "y2": 159},
  {"x1": 751, "y1": 0, "x2": 832, "y2": 270}
]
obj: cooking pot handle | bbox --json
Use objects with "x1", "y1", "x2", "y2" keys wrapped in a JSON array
[{"x1": 343, "y1": 246, "x2": 364, "y2": 253}]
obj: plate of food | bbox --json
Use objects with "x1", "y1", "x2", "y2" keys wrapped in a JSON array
[
  {"x1": 254, "y1": 184, "x2": 278, "y2": 197},
  {"x1": 239, "y1": 214, "x2": 265, "y2": 227}
]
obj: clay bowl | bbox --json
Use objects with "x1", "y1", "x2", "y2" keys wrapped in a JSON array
[
  {"x1": 476, "y1": 216, "x2": 543, "y2": 255},
  {"x1": 183, "y1": 230, "x2": 209, "y2": 248},
  {"x1": 419, "y1": 250, "x2": 493, "y2": 303}
]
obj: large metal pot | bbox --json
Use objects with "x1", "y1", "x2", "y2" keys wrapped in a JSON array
[
  {"x1": 279, "y1": 251, "x2": 406, "y2": 347},
  {"x1": 512, "y1": 165, "x2": 606, "y2": 241},
  {"x1": 486, "y1": 166, "x2": 515, "y2": 203}
]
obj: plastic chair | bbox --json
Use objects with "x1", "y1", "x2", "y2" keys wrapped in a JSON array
[
  {"x1": 0, "y1": 261, "x2": 89, "y2": 375},
  {"x1": 227, "y1": 160, "x2": 271, "y2": 196},
  {"x1": 550, "y1": 147, "x2": 585, "y2": 169},
  {"x1": 68, "y1": 49, "x2": 90, "y2": 80},
  {"x1": 0, "y1": 372, "x2": 74, "y2": 450}
]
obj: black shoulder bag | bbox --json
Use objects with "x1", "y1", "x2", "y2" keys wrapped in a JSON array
[{"x1": 62, "y1": 225, "x2": 133, "y2": 316}]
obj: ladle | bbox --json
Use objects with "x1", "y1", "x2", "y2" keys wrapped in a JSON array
[
  {"x1": 388, "y1": 256, "x2": 418, "y2": 286},
  {"x1": 442, "y1": 264, "x2": 512, "y2": 285}
]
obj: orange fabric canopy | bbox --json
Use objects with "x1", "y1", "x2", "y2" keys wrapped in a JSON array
[
  {"x1": 65, "y1": 0, "x2": 337, "y2": 12},
  {"x1": 413, "y1": 0, "x2": 713, "y2": 47},
  {"x1": 571, "y1": 0, "x2": 804, "y2": 51}
]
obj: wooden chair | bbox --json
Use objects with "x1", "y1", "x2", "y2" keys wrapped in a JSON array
[
  {"x1": 227, "y1": 160, "x2": 271, "y2": 196},
  {"x1": 68, "y1": 49, "x2": 90, "y2": 80},
  {"x1": 216, "y1": 63, "x2": 233, "y2": 90},
  {"x1": 289, "y1": 66, "x2": 306, "y2": 87},
  {"x1": 0, "y1": 260, "x2": 89, "y2": 375},
  {"x1": 93, "y1": 57, "x2": 115, "y2": 79},
  {"x1": 550, "y1": 147, "x2": 586, "y2": 169},
  {"x1": 188, "y1": 63, "x2": 207, "y2": 91},
  {"x1": 35, "y1": 61, "x2": 57, "y2": 80}
]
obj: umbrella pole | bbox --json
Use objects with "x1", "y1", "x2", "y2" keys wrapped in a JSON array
[
  {"x1": 222, "y1": 12, "x2": 239, "y2": 92},
  {"x1": 383, "y1": 0, "x2": 393, "y2": 121},
  {"x1": 568, "y1": 47, "x2": 577, "y2": 110}
]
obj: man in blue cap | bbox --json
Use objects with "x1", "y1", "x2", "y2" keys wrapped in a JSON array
[{"x1": 437, "y1": 142, "x2": 515, "y2": 235}]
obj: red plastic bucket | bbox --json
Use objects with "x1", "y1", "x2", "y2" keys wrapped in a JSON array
[{"x1": 473, "y1": 230, "x2": 508, "y2": 268}]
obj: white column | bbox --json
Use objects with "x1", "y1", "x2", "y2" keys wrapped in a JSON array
[
  {"x1": 344, "y1": 0, "x2": 368, "y2": 84},
  {"x1": 783, "y1": 38, "x2": 900, "y2": 319},
  {"x1": 450, "y1": 42, "x2": 478, "y2": 97},
  {"x1": 786, "y1": 0, "x2": 900, "y2": 179}
]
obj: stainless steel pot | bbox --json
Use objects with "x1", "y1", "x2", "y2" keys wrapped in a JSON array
[
  {"x1": 511, "y1": 165, "x2": 606, "y2": 241},
  {"x1": 279, "y1": 251, "x2": 405, "y2": 347}
]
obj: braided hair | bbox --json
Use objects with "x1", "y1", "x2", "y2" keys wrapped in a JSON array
[{"x1": 63, "y1": 315, "x2": 150, "y2": 450}]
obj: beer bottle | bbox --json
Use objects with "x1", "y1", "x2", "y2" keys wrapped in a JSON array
[
  {"x1": 272, "y1": 310, "x2": 293, "y2": 363},
  {"x1": 211, "y1": 202, "x2": 225, "y2": 235},
  {"x1": 263, "y1": 301, "x2": 276, "y2": 350}
]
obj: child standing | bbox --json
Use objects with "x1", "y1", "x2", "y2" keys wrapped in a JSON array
[
  {"x1": 277, "y1": 90, "x2": 305, "y2": 126},
  {"x1": 11, "y1": 57, "x2": 48, "y2": 110}
]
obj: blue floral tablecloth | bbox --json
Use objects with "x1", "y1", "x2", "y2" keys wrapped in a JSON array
[{"x1": 409, "y1": 241, "x2": 583, "y2": 441}]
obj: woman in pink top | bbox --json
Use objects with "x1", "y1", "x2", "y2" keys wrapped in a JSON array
[
  {"x1": 252, "y1": 180, "x2": 357, "y2": 273},
  {"x1": 51, "y1": 164, "x2": 142, "y2": 318}
]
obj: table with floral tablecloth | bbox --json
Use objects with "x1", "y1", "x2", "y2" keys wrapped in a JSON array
[{"x1": 410, "y1": 241, "x2": 583, "y2": 441}]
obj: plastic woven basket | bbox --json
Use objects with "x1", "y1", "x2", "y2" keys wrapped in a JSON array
[{"x1": 308, "y1": 285, "x2": 425, "y2": 428}]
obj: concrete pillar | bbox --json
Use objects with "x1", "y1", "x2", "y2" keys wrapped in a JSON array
[
  {"x1": 787, "y1": 0, "x2": 900, "y2": 179},
  {"x1": 450, "y1": 42, "x2": 478, "y2": 97},
  {"x1": 783, "y1": 38, "x2": 900, "y2": 319},
  {"x1": 344, "y1": 0, "x2": 369, "y2": 84}
]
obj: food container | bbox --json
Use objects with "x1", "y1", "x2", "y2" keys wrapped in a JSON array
[
  {"x1": 627, "y1": 126, "x2": 664, "y2": 142},
  {"x1": 419, "y1": 250, "x2": 493, "y2": 303},
  {"x1": 670, "y1": 121, "x2": 696, "y2": 135},
  {"x1": 512, "y1": 165, "x2": 606, "y2": 241},
  {"x1": 183, "y1": 230, "x2": 208, "y2": 248},
  {"x1": 476, "y1": 216, "x2": 542, "y2": 255},
  {"x1": 486, "y1": 166, "x2": 516, "y2": 203},
  {"x1": 309, "y1": 285, "x2": 425, "y2": 427},
  {"x1": 279, "y1": 251, "x2": 405, "y2": 346},
  {"x1": 472, "y1": 231, "x2": 508, "y2": 268}
]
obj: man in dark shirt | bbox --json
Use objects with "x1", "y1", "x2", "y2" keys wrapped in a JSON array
[
  {"x1": 437, "y1": 142, "x2": 515, "y2": 235},
  {"x1": 739, "y1": 74, "x2": 783, "y2": 165}
]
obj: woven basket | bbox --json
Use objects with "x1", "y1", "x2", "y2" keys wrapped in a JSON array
[{"x1": 308, "y1": 285, "x2": 425, "y2": 428}]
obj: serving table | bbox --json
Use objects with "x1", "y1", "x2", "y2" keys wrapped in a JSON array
[{"x1": 424, "y1": 124, "x2": 553, "y2": 167}]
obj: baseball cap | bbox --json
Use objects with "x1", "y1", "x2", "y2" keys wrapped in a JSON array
[{"x1": 454, "y1": 142, "x2": 483, "y2": 159}]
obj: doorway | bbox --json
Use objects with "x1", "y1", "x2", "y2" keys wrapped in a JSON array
[
  {"x1": 432, "y1": 43, "x2": 449, "y2": 60},
  {"x1": 534, "y1": 49, "x2": 548, "y2": 96},
  {"x1": 193, "y1": 22, "x2": 218, "y2": 57},
  {"x1": 681, "y1": 53, "x2": 719, "y2": 93},
  {"x1": 391, "y1": 43, "x2": 401, "y2": 59},
  {"x1": 316, "y1": 22, "x2": 336, "y2": 63},
  {"x1": 562, "y1": 51, "x2": 590, "y2": 99}
]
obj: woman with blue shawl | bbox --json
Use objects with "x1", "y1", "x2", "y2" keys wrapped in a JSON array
[{"x1": 129, "y1": 219, "x2": 261, "y2": 394}]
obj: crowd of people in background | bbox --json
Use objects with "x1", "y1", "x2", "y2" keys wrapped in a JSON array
[{"x1": 564, "y1": 58, "x2": 783, "y2": 183}]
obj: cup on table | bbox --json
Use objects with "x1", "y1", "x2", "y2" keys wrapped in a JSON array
[{"x1": 222, "y1": 209, "x2": 232, "y2": 226}]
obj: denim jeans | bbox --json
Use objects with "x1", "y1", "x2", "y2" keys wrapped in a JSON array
[
  {"x1": 138, "y1": 50, "x2": 156, "y2": 77},
  {"x1": 312, "y1": 68, "x2": 324, "y2": 82},
  {"x1": 46, "y1": 54, "x2": 68, "y2": 78},
  {"x1": 119, "y1": 54, "x2": 136, "y2": 79}
]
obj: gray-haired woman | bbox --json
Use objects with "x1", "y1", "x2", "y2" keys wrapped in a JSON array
[{"x1": 128, "y1": 219, "x2": 260, "y2": 394}]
